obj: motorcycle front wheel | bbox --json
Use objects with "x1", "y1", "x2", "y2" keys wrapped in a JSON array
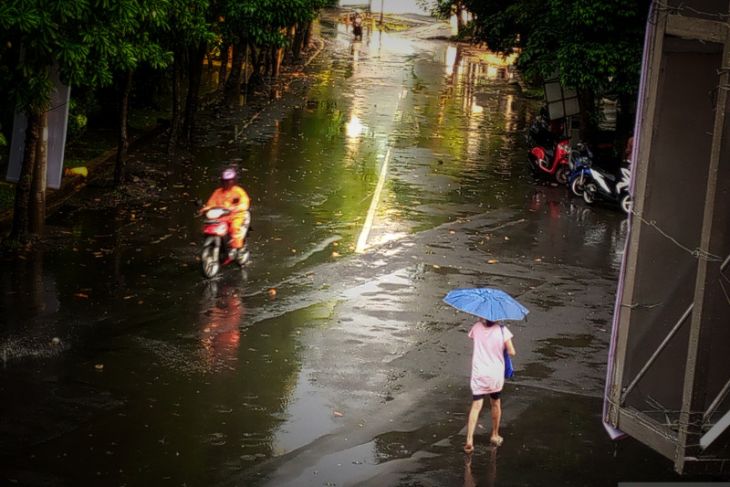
[
  {"x1": 570, "y1": 176, "x2": 584, "y2": 197},
  {"x1": 236, "y1": 245, "x2": 250, "y2": 266},
  {"x1": 583, "y1": 183, "x2": 598, "y2": 205},
  {"x1": 201, "y1": 241, "x2": 221, "y2": 278},
  {"x1": 620, "y1": 194, "x2": 633, "y2": 215}
]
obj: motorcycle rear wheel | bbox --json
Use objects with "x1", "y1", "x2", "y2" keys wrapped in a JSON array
[
  {"x1": 555, "y1": 166, "x2": 569, "y2": 185},
  {"x1": 201, "y1": 245, "x2": 220, "y2": 278},
  {"x1": 583, "y1": 183, "x2": 598, "y2": 205}
]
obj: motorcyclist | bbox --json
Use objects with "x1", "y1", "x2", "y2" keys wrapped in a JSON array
[
  {"x1": 352, "y1": 11, "x2": 363, "y2": 39},
  {"x1": 202, "y1": 168, "x2": 251, "y2": 262}
]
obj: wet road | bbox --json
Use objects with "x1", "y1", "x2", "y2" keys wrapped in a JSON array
[{"x1": 0, "y1": 13, "x2": 696, "y2": 487}]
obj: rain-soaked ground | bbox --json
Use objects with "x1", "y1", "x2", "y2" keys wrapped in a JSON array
[{"x1": 0, "y1": 12, "x2": 718, "y2": 487}]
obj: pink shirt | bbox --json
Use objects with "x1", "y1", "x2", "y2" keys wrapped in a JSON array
[{"x1": 468, "y1": 322, "x2": 513, "y2": 395}]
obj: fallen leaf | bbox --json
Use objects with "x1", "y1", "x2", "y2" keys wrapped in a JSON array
[{"x1": 487, "y1": 259, "x2": 498, "y2": 264}]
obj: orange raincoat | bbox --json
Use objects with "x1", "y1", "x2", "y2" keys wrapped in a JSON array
[{"x1": 205, "y1": 186, "x2": 250, "y2": 248}]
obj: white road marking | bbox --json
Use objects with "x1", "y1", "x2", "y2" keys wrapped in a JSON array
[{"x1": 355, "y1": 89, "x2": 407, "y2": 253}]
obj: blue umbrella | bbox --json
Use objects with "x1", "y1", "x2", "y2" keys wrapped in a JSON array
[{"x1": 443, "y1": 288, "x2": 529, "y2": 321}]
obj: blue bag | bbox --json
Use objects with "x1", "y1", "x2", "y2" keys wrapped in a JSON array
[{"x1": 501, "y1": 326, "x2": 514, "y2": 379}]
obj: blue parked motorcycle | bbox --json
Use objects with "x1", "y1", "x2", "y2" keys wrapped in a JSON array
[{"x1": 568, "y1": 143, "x2": 593, "y2": 197}]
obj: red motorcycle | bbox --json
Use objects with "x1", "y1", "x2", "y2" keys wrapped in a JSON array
[
  {"x1": 527, "y1": 113, "x2": 571, "y2": 184},
  {"x1": 200, "y1": 207, "x2": 250, "y2": 278}
]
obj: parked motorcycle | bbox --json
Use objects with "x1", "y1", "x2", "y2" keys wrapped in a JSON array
[
  {"x1": 200, "y1": 207, "x2": 251, "y2": 278},
  {"x1": 582, "y1": 162, "x2": 633, "y2": 214},
  {"x1": 527, "y1": 113, "x2": 571, "y2": 184},
  {"x1": 568, "y1": 143, "x2": 594, "y2": 197}
]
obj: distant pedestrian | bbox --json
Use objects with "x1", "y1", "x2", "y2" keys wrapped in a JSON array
[{"x1": 464, "y1": 318, "x2": 516, "y2": 452}]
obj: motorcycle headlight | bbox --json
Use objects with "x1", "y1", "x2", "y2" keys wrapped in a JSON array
[{"x1": 205, "y1": 208, "x2": 225, "y2": 219}]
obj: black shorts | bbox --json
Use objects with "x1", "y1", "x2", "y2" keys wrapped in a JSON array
[{"x1": 473, "y1": 392, "x2": 501, "y2": 401}]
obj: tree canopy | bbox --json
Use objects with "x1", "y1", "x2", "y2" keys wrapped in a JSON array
[{"x1": 420, "y1": 0, "x2": 651, "y2": 98}]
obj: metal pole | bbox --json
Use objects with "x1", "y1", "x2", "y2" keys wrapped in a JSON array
[{"x1": 379, "y1": 0, "x2": 384, "y2": 25}]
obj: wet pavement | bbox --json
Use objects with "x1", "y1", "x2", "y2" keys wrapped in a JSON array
[{"x1": 0, "y1": 12, "x2": 710, "y2": 487}]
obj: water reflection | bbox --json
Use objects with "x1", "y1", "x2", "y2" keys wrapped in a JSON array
[
  {"x1": 464, "y1": 448, "x2": 497, "y2": 487},
  {"x1": 198, "y1": 280, "x2": 245, "y2": 371},
  {"x1": 0, "y1": 250, "x2": 61, "y2": 363}
]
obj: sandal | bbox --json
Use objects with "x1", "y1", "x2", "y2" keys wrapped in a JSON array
[
  {"x1": 490, "y1": 436, "x2": 504, "y2": 447},
  {"x1": 463, "y1": 443, "x2": 474, "y2": 453}
]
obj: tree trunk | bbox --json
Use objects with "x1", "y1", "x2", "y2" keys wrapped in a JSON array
[
  {"x1": 242, "y1": 41, "x2": 250, "y2": 91},
  {"x1": 286, "y1": 25, "x2": 296, "y2": 58},
  {"x1": 183, "y1": 41, "x2": 206, "y2": 147},
  {"x1": 168, "y1": 49, "x2": 183, "y2": 154},
  {"x1": 293, "y1": 22, "x2": 304, "y2": 61},
  {"x1": 114, "y1": 69, "x2": 133, "y2": 186},
  {"x1": 578, "y1": 89, "x2": 597, "y2": 144},
  {"x1": 217, "y1": 41, "x2": 229, "y2": 91},
  {"x1": 456, "y1": 3, "x2": 466, "y2": 35},
  {"x1": 250, "y1": 45, "x2": 264, "y2": 85},
  {"x1": 225, "y1": 42, "x2": 244, "y2": 93},
  {"x1": 264, "y1": 46, "x2": 272, "y2": 78},
  {"x1": 272, "y1": 46, "x2": 283, "y2": 79},
  {"x1": 29, "y1": 110, "x2": 48, "y2": 237},
  {"x1": 9, "y1": 111, "x2": 41, "y2": 243},
  {"x1": 303, "y1": 21, "x2": 313, "y2": 50}
]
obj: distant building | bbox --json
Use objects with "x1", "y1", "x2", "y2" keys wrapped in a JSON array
[{"x1": 338, "y1": 0, "x2": 429, "y2": 15}]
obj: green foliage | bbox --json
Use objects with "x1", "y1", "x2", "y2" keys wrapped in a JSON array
[
  {"x1": 461, "y1": 0, "x2": 651, "y2": 97},
  {"x1": 66, "y1": 98, "x2": 89, "y2": 141},
  {"x1": 417, "y1": 0, "x2": 457, "y2": 19},
  {"x1": 0, "y1": 0, "x2": 173, "y2": 114},
  {"x1": 222, "y1": 0, "x2": 328, "y2": 47}
]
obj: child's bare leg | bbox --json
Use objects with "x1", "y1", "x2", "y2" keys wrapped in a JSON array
[
  {"x1": 490, "y1": 397, "x2": 503, "y2": 445},
  {"x1": 465, "y1": 398, "x2": 484, "y2": 452}
]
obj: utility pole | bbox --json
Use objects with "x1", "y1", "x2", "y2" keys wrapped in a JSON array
[{"x1": 379, "y1": 0, "x2": 384, "y2": 25}]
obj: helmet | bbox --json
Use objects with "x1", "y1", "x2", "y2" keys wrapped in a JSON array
[{"x1": 221, "y1": 168, "x2": 237, "y2": 181}]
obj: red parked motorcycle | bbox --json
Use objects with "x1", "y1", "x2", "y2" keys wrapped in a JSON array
[{"x1": 527, "y1": 112, "x2": 571, "y2": 184}]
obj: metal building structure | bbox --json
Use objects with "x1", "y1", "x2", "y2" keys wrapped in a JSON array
[{"x1": 604, "y1": 0, "x2": 730, "y2": 475}]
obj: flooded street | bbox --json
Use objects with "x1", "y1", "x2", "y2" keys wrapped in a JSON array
[{"x1": 1, "y1": 14, "x2": 689, "y2": 486}]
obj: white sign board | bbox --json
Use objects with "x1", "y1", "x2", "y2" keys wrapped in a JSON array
[
  {"x1": 6, "y1": 66, "x2": 71, "y2": 190},
  {"x1": 544, "y1": 77, "x2": 580, "y2": 120}
]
